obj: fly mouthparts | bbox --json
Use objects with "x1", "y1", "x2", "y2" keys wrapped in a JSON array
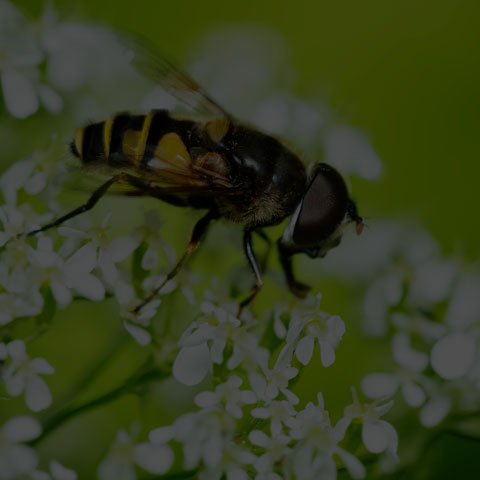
[{"x1": 355, "y1": 217, "x2": 365, "y2": 235}]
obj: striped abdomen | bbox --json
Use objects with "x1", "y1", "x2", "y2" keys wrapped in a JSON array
[{"x1": 70, "y1": 110, "x2": 197, "y2": 170}]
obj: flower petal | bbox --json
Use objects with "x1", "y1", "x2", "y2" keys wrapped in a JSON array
[
  {"x1": 318, "y1": 340, "x2": 335, "y2": 367},
  {"x1": 431, "y1": 332, "x2": 476, "y2": 380},
  {"x1": 25, "y1": 375, "x2": 52, "y2": 411},
  {"x1": 295, "y1": 336, "x2": 314, "y2": 365},
  {"x1": 420, "y1": 395, "x2": 451, "y2": 427},
  {"x1": 1, "y1": 69, "x2": 39, "y2": 119},
  {"x1": 7, "y1": 339, "x2": 26, "y2": 358},
  {"x1": 69, "y1": 274, "x2": 105, "y2": 302},
  {"x1": 31, "y1": 357, "x2": 55, "y2": 375},
  {"x1": 148, "y1": 426, "x2": 175, "y2": 445},
  {"x1": 38, "y1": 84, "x2": 64, "y2": 114},
  {"x1": 173, "y1": 343, "x2": 210, "y2": 386},
  {"x1": 362, "y1": 422, "x2": 388, "y2": 453},
  {"x1": 194, "y1": 391, "x2": 219, "y2": 408},
  {"x1": 249, "y1": 430, "x2": 269, "y2": 448},
  {"x1": 2, "y1": 416, "x2": 42, "y2": 442},
  {"x1": 362, "y1": 373, "x2": 399, "y2": 399},
  {"x1": 66, "y1": 243, "x2": 97, "y2": 274},
  {"x1": 401, "y1": 382, "x2": 426, "y2": 407},
  {"x1": 124, "y1": 321, "x2": 151, "y2": 346},
  {"x1": 3, "y1": 444, "x2": 38, "y2": 475},
  {"x1": 50, "y1": 460, "x2": 78, "y2": 480},
  {"x1": 134, "y1": 442, "x2": 174, "y2": 475},
  {"x1": 107, "y1": 236, "x2": 138, "y2": 262},
  {"x1": 335, "y1": 447, "x2": 366, "y2": 479}
]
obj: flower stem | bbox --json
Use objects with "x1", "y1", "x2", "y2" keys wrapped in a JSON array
[{"x1": 32, "y1": 364, "x2": 170, "y2": 445}]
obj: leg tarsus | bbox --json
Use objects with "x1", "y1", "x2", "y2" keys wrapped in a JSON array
[
  {"x1": 277, "y1": 239, "x2": 311, "y2": 299},
  {"x1": 288, "y1": 280, "x2": 311, "y2": 299},
  {"x1": 238, "y1": 230, "x2": 264, "y2": 314}
]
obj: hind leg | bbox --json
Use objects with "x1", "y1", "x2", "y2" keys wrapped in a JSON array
[{"x1": 25, "y1": 173, "x2": 131, "y2": 237}]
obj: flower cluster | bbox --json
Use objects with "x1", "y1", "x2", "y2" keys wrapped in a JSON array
[
  {"x1": 0, "y1": 2, "x2": 437, "y2": 479},
  {"x1": 357, "y1": 225, "x2": 480, "y2": 430},
  {"x1": 92, "y1": 297, "x2": 394, "y2": 480},
  {"x1": 0, "y1": 416, "x2": 77, "y2": 479}
]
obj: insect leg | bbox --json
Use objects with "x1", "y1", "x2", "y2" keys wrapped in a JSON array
[
  {"x1": 133, "y1": 210, "x2": 217, "y2": 314},
  {"x1": 238, "y1": 229, "x2": 264, "y2": 312},
  {"x1": 254, "y1": 229, "x2": 272, "y2": 274},
  {"x1": 25, "y1": 174, "x2": 128, "y2": 237},
  {"x1": 277, "y1": 239, "x2": 311, "y2": 299}
]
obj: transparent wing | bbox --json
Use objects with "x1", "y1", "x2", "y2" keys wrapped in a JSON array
[
  {"x1": 119, "y1": 30, "x2": 233, "y2": 120},
  {"x1": 73, "y1": 149, "x2": 242, "y2": 200}
]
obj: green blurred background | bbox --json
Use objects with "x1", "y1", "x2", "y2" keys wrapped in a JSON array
[
  {"x1": 6, "y1": 0, "x2": 480, "y2": 478},
  {"x1": 21, "y1": 0, "x2": 480, "y2": 257}
]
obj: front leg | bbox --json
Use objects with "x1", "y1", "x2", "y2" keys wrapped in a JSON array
[
  {"x1": 239, "y1": 229, "x2": 264, "y2": 311},
  {"x1": 277, "y1": 240, "x2": 311, "y2": 299}
]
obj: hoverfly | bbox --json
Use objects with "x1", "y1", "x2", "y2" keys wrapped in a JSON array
[{"x1": 27, "y1": 34, "x2": 364, "y2": 313}]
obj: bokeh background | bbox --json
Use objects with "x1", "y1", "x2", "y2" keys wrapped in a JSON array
[{"x1": 2, "y1": 0, "x2": 480, "y2": 478}]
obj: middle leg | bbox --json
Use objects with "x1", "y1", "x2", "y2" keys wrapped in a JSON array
[
  {"x1": 238, "y1": 229, "x2": 264, "y2": 312},
  {"x1": 133, "y1": 210, "x2": 217, "y2": 314}
]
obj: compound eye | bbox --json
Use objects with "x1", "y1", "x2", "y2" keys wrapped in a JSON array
[{"x1": 292, "y1": 164, "x2": 349, "y2": 246}]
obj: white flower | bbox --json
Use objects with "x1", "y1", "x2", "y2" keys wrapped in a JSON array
[
  {"x1": 32, "y1": 461, "x2": 78, "y2": 480},
  {"x1": 227, "y1": 329, "x2": 270, "y2": 375},
  {"x1": 173, "y1": 301, "x2": 242, "y2": 385},
  {"x1": 0, "y1": 148, "x2": 63, "y2": 208},
  {"x1": 0, "y1": 290, "x2": 43, "y2": 326},
  {"x1": 59, "y1": 214, "x2": 138, "y2": 286},
  {"x1": 0, "y1": 2, "x2": 45, "y2": 119},
  {"x1": 194, "y1": 375, "x2": 256, "y2": 419},
  {"x1": 114, "y1": 280, "x2": 160, "y2": 346},
  {"x1": 173, "y1": 342, "x2": 211, "y2": 386},
  {"x1": 287, "y1": 393, "x2": 365, "y2": 480},
  {"x1": 288, "y1": 393, "x2": 330, "y2": 441},
  {"x1": 251, "y1": 400, "x2": 296, "y2": 436},
  {"x1": 362, "y1": 371, "x2": 427, "y2": 408},
  {"x1": 150, "y1": 409, "x2": 236, "y2": 471},
  {"x1": 0, "y1": 205, "x2": 52, "y2": 279},
  {"x1": 344, "y1": 387, "x2": 398, "y2": 460},
  {"x1": 250, "y1": 360, "x2": 299, "y2": 405},
  {"x1": 407, "y1": 258, "x2": 457, "y2": 308},
  {"x1": 391, "y1": 312, "x2": 447, "y2": 343},
  {"x1": 28, "y1": 237, "x2": 105, "y2": 307},
  {"x1": 249, "y1": 429, "x2": 291, "y2": 479},
  {"x1": 430, "y1": 332, "x2": 476, "y2": 380},
  {"x1": 324, "y1": 125, "x2": 382, "y2": 181},
  {"x1": 284, "y1": 294, "x2": 345, "y2": 367},
  {"x1": 0, "y1": 415, "x2": 42, "y2": 479},
  {"x1": 444, "y1": 272, "x2": 480, "y2": 329},
  {"x1": 98, "y1": 428, "x2": 173, "y2": 480},
  {"x1": 1, "y1": 160, "x2": 36, "y2": 206},
  {"x1": 134, "y1": 210, "x2": 176, "y2": 270},
  {"x1": 2, "y1": 339, "x2": 55, "y2": 412},
  {"x1": 391, "y1": 332, "x2": 429, "y2": 372},
  {"x1": 197, "y1": 443, "x2": 255, "y2": 480},
  {"x1": 418, "y1": 380, "x2": 452, "y2": 428},
  {"x1": 363, "y1": 272, "x2": 403, "y2": 337},
  {"x1": 0, "y1": 205, "x2": 38, "y2": 247}
]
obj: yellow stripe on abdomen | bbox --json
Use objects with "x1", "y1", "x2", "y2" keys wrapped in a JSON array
[
  {"x1": 103, "y1": 116, "x2": 115, "y2": 160},
  {"x1": 121, "y1": 113, "x2": 155, "y2": 165},
  {"x1": 73, "y1": 128, "x2": 85, "y2": 159}
]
